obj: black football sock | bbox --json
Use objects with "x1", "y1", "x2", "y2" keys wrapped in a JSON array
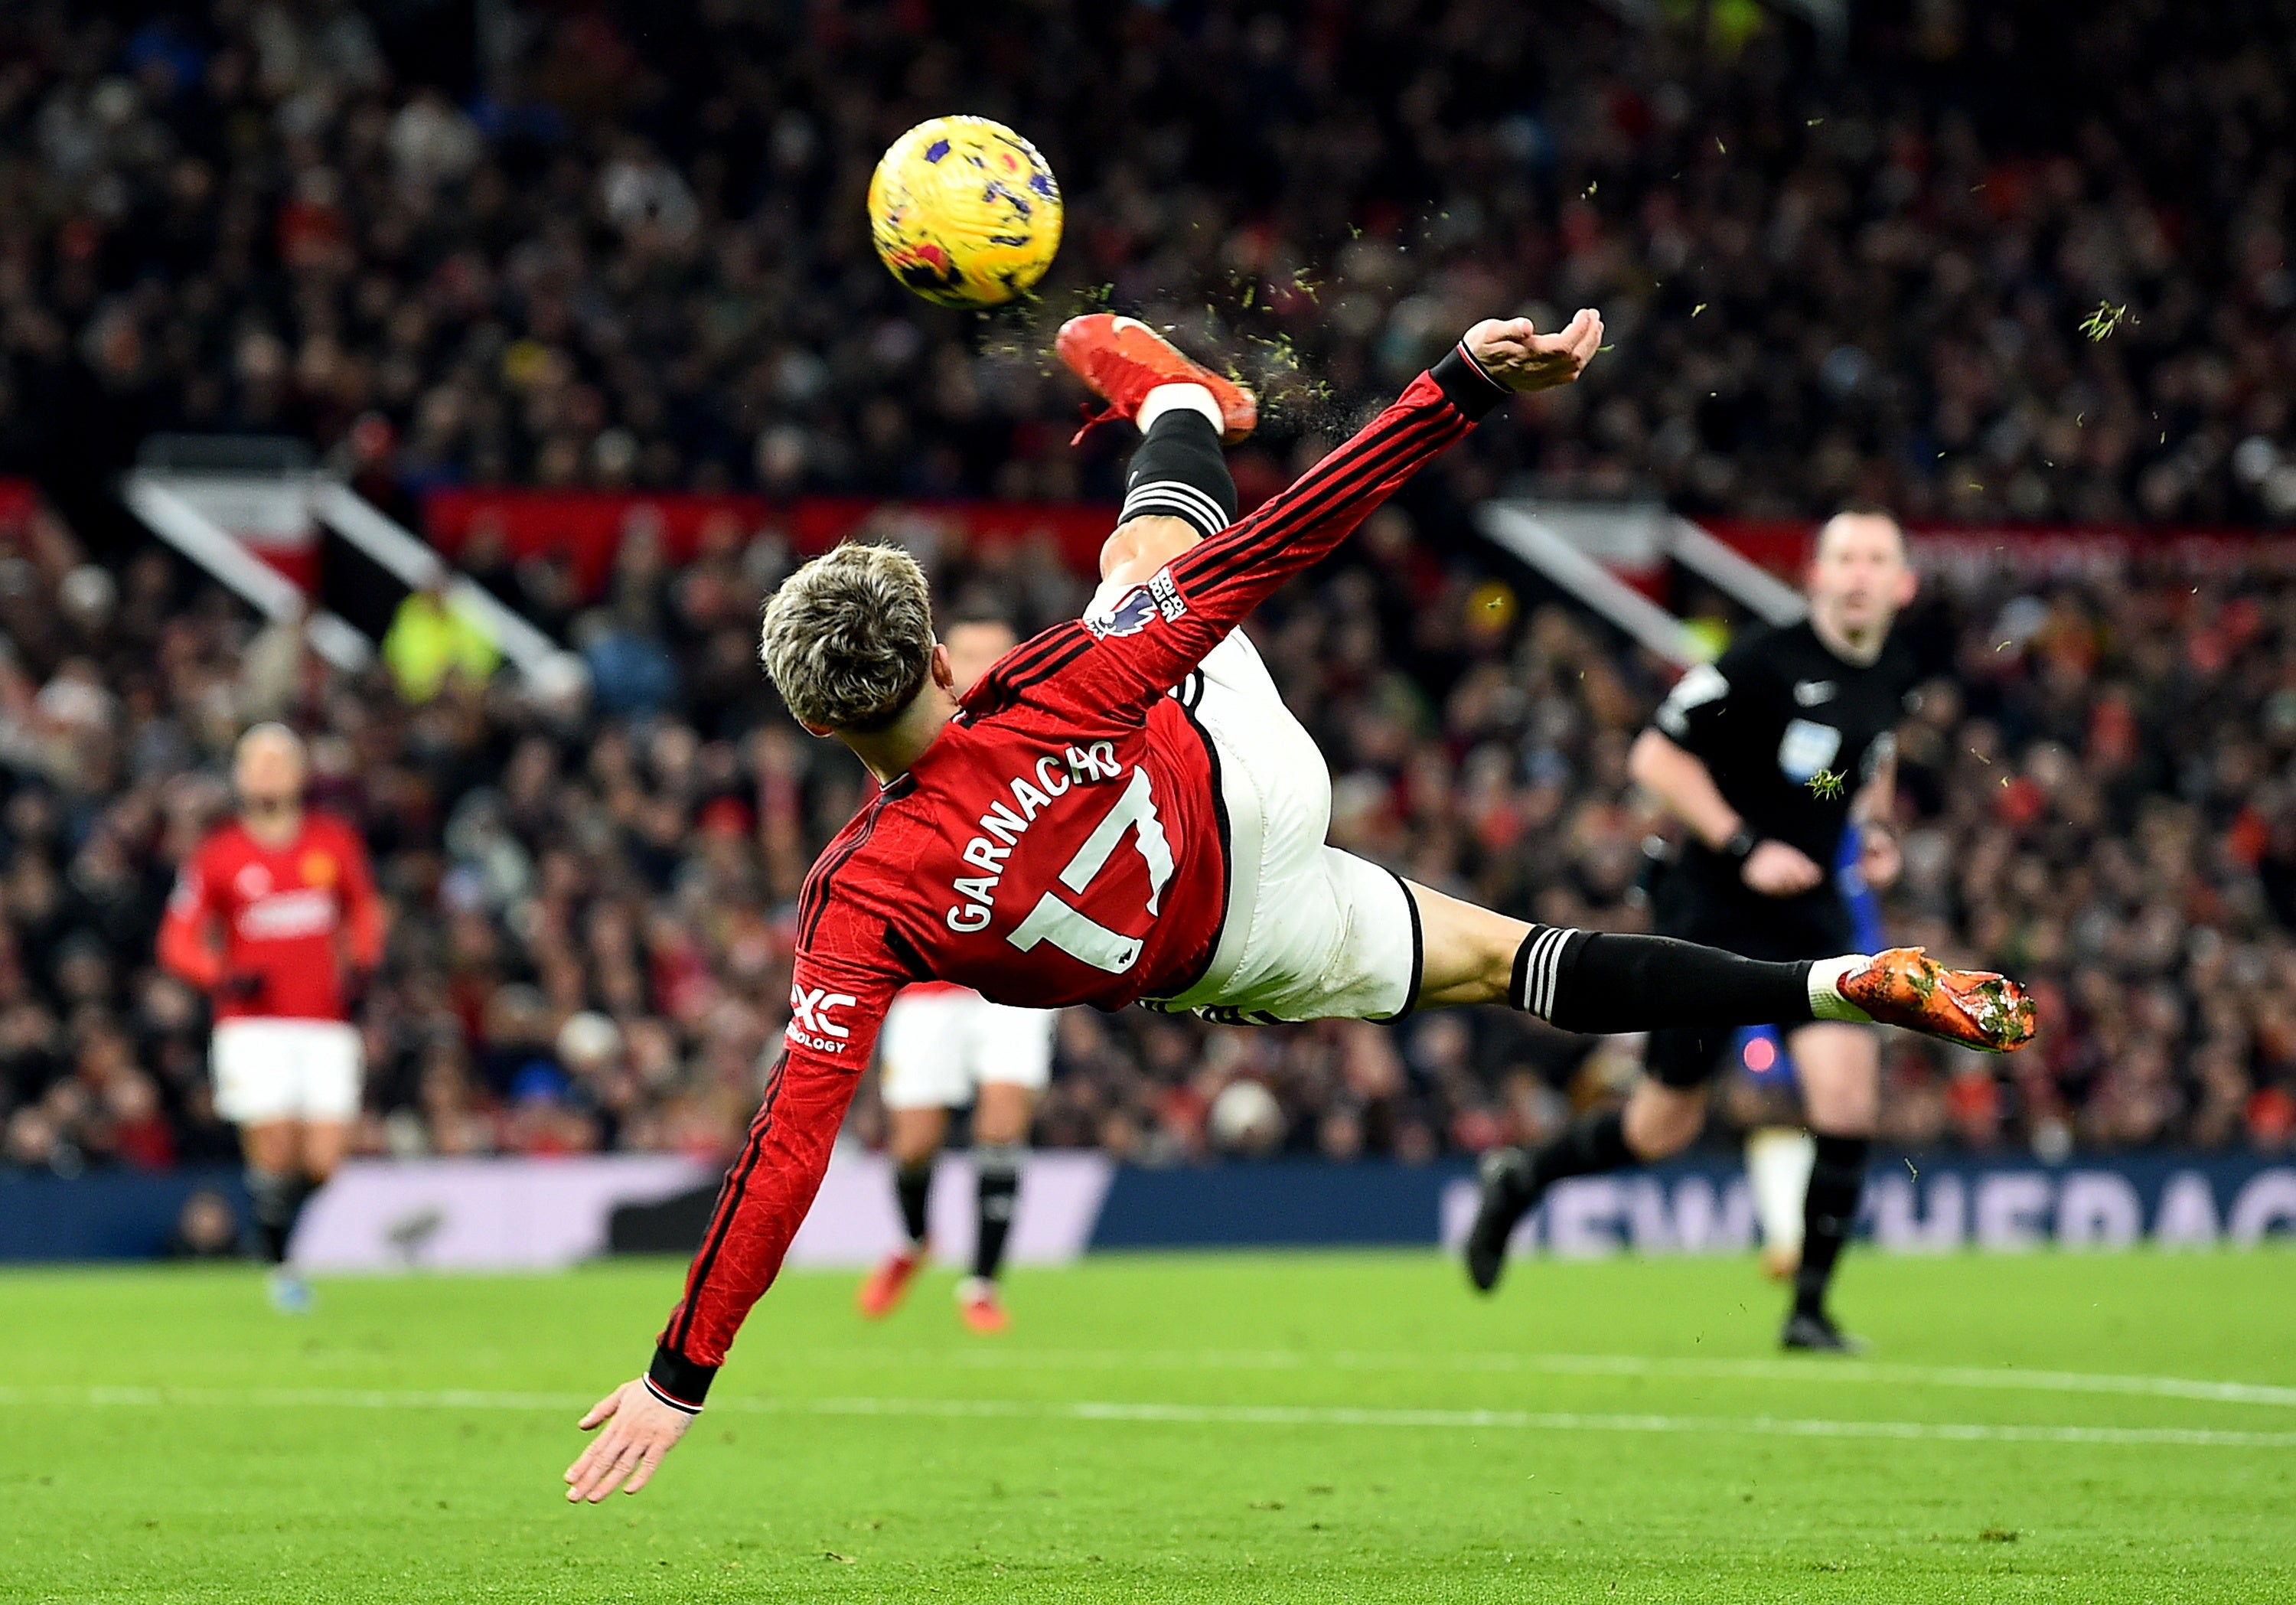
[
  {"x1": 1514, "y1": 926, "x2": 1820, "y2": 1035},
  {"x1": 1524, "y1": 1108, "x2": 1636, "y2": 1194},
  {"x1": 971, "y1": 1144, "x2": 1023, "y2": 1282},
  {"x1": 894, "y1": 1156, "x2": 934, "y2": 1248},
  {"x1": 1120, "y1": 405, "x2": 1234, "y2": 537},
  {"x1": 1794, "y1": 1135, "x2": 1870, "y2": 1318},
  {"x1": 245, "y1": 1169, "x2": 307, "y2": 1265}
]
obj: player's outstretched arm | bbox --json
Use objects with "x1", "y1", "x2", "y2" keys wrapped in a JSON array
[
  {"x1": 1458, "y1": 310, "x2": 1604, "y2": 393},
  {"x1": 563, "y1": 1032, "x2": 868, "y2": 1501},
  {"x1": 563, "y1": 892, "x2": 901, "y2": 1502},
  {"x1": 985, "y1": 310, "x2": 1603, "y2": 722},
  {"x1": 1135, "y1": 308, "x2": 1600, "y2": 655},
  {"x1": 565, "y1": 1378, "x2": 695, "y2": 1502}
]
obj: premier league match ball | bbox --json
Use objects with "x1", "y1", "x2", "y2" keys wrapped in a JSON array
[{"x1": 867, "y1": 116, "x2": 1063, "y2": 309}]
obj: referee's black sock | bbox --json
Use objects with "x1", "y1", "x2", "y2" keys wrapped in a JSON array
[
  {"x1": 894, "y1": 1156, "x2": 934, "y2": 1248},
  {"x1": 971, "y1": 1143, "x2": 1024, "y2": 1283},
  {"x1": 1524, "y1": 1108, "x2": 1636, "y2": 1193},
  {"x1": 1119, "y1": 400, "x2": 1234, "y2": 537},
  {"x1": 1794, "y1": 1135, "x2": 1870, "y2": 1318},
  {"x1": 245, "y1": 1169, "x2": 307, "y2": 1265},
  {"x1": 1512, "y1": 926, "x2": 1830, "y2": 1035}
]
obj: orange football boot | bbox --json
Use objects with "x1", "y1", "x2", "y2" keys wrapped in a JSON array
[
  {"x1": 856, "y1": 1245, "x2": 927, "y2": 1320},
  {"x1": 1838, "y1": 948, "x2": 2036, "y2": 1053},
  {"x1": 955, "y1": 1276, "x2": 1009, "y2": 1335},
  {"x1": 1055, "y1": 314, "x2": 1257, "y2": 442}
]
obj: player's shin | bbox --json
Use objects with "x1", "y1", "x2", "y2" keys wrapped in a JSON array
[
  {"x1": 895, "y1": 1156, "x2": 934, "y2": 1247},
  {"x1": 971, "y1": 1143, "x2": 1023, "y2": 1281},
  {"x1": 1530, "y1": 1108, "x2": 1635, "y2": 1192},
  {"x1": 1464, "y1": 1102, "x2": 1640, "y2": 1293},
  {"x1": 1792, "y1": 1134, "x2": 1870, "y2": 1319},
  {"x1": 244, "y1": 1167, "x2": 307, "y2": 1264},
  {"x1": 1511, "y1": 926, "x2": 1829, "y2": 1034},
  {"x1": 1117, "y1": 391, "x2": 1237, "y2": 540},
  {"x1": 859, "y1": 1153, "x2": 936, "y2": 1320}
]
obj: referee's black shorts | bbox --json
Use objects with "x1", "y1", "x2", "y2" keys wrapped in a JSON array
[{"x1": 1642, "y1": 865, "x2": 1862, "y2": 1091}]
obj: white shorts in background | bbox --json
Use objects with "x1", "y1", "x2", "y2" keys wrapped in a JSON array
[
  {"x1": 878, "y1": 990, "x2": 1058, "y2": 1111},
  {"x1": 210, "y1": 1018, "x2": 364, "y2": 1125},
  {"x1": 1146, "y1": 631, "x2": 1422, "y2": 1025}
]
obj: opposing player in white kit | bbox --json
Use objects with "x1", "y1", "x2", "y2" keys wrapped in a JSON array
[{"x1": 859, "y1": 615, "x2": 1059, "y2": 1335}]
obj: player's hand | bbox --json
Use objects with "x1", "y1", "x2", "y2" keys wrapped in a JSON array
[
  {"x1": 1857, "y1": 827, "x2": 1902, "y2": 891},
  {"x1": 564, "y1": 1378, "x2": 693, "y2": 1502},
  {"x1": 1742, "y1": 840, "x2": 1825, "y2": 897},
  {"x1": 1463, "y1": 310, "x2": 1604, "y2": 393}
]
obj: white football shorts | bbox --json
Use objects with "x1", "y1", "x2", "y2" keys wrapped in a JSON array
[
  {"x1": 878, "y1": 988, "x2": 1058, "y2": 1111},
  {"x1": 1146, "y1": 631, "x2": 1421, "y2": 1024},
  {"x1": 210, "y1": 1017, "x2": 364, "y2": 1125}
]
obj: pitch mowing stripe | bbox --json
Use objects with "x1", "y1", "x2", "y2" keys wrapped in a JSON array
[
  {"x1": 5, "y1": 1385, "x2": 2294, "y2": 1449},
  {"x1": 774, "y1": 1347, "x2": 2296, "y2": 1408}
]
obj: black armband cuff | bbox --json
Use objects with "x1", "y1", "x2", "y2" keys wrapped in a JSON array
[
  {"x1": 646, "y1": 1345, "x2": 716, "y2": 1414},
  {"x1": 1431, "y1": 343, "x2": 1508, "y2": 420},
  {"x1": 1723, "y1": 827, "x2": 1759, "y2": 863}
]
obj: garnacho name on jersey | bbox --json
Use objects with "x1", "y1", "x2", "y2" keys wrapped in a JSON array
[{"x1": 944, "y1": 742, "x2": 1126, "y2": 931}]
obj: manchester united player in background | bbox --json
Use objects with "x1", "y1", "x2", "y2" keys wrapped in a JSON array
[
  {"x1": 563, "y1": 310, "x2": 2033, "y2": 1502},
  {"x1": 160, "y1": 724, "x2": 385, "y2": 1311}
]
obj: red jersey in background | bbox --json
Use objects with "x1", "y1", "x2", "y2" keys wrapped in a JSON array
[{"x1": 158, "y1": 812, "x2": 385, "y2": 1021}]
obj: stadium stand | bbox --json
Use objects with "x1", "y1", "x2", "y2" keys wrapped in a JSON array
[
  {"x1": 6, "y1": 2, "x2": 2296, "y2": 526},
  {"x1": 0, "y1": 1, "x2": 2292, "y2": 1177}
]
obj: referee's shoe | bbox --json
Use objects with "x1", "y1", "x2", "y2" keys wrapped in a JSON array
[{"x1": 1781, "y1": 1309, "x2": 1864, "y2": 1353}]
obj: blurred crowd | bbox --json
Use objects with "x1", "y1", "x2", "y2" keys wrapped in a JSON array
[
  {"x1": 2, "y1": 1, "x2": 2295, "y2": 531},
  {"x1": 0, "y1": 0, "x2": 2293, "y2": 1179},
  {"x1": 2, "y1": 487, "x2": 2294, "y2": 1180}
]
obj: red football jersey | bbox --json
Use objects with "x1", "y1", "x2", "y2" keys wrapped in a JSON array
[
  {"x1": 158, "y1": 812, "x2": 385, "y2": 1022},
  {"x1": 645, "y1": 349, "x2": 1505, "y2": 1408},
  {"x1": 895, "y1": 980, "x2": 977, "y2": 998}
]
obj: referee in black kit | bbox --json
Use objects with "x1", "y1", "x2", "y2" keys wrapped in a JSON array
[{"x1": 1467, "y1": 511, "x2": 1919, "y2": 1352}]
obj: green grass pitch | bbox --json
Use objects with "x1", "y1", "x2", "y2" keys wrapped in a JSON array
[{"x1": 5, "y1": 1248, "x2": 2292, "y2": 1602}]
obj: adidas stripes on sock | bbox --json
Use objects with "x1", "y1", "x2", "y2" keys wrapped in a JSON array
[
  {"x1": 1119, "y1": 402, "x2": 1234, "y2": 538},
  {"x1": 1512, "y1": 926, "x2": 1821, "y2": 1035}
]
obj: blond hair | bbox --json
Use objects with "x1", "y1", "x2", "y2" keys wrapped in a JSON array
[{"x1": 758, "y1": 543, "x2": 935, "y2": 732}]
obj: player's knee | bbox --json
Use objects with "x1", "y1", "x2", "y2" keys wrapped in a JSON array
[
  {"x1": 974, "y1": 1115, "x2": 1029, "y2": 1147},
  {"x1": 1408, "y1": 883, "x2": 1527, "y2": 1006},
  {"x1": 1099, "y1": 514, "x2": 1197, "y2": 586},
  {"x1": 1623, "y1": 1085, "x2": 1705, "y2": 1160},
  {"x1": 1803, "y1": 1085, "x2": 1877, "y2": 1138},
  {"x1": 240, "y1": 1121, "x2": 297, "y2": 1175},
  {"x1": 1792, "y1": 1030, "x2": 1880, "y2": 1136},
  {"x1": 887, "y1": 1109, "x2": 947, "y2": 1164}
]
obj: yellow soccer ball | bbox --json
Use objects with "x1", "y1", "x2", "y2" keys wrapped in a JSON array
[{"x1": 868, "y1": 116, "x2": 1062, "y2": 309}]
